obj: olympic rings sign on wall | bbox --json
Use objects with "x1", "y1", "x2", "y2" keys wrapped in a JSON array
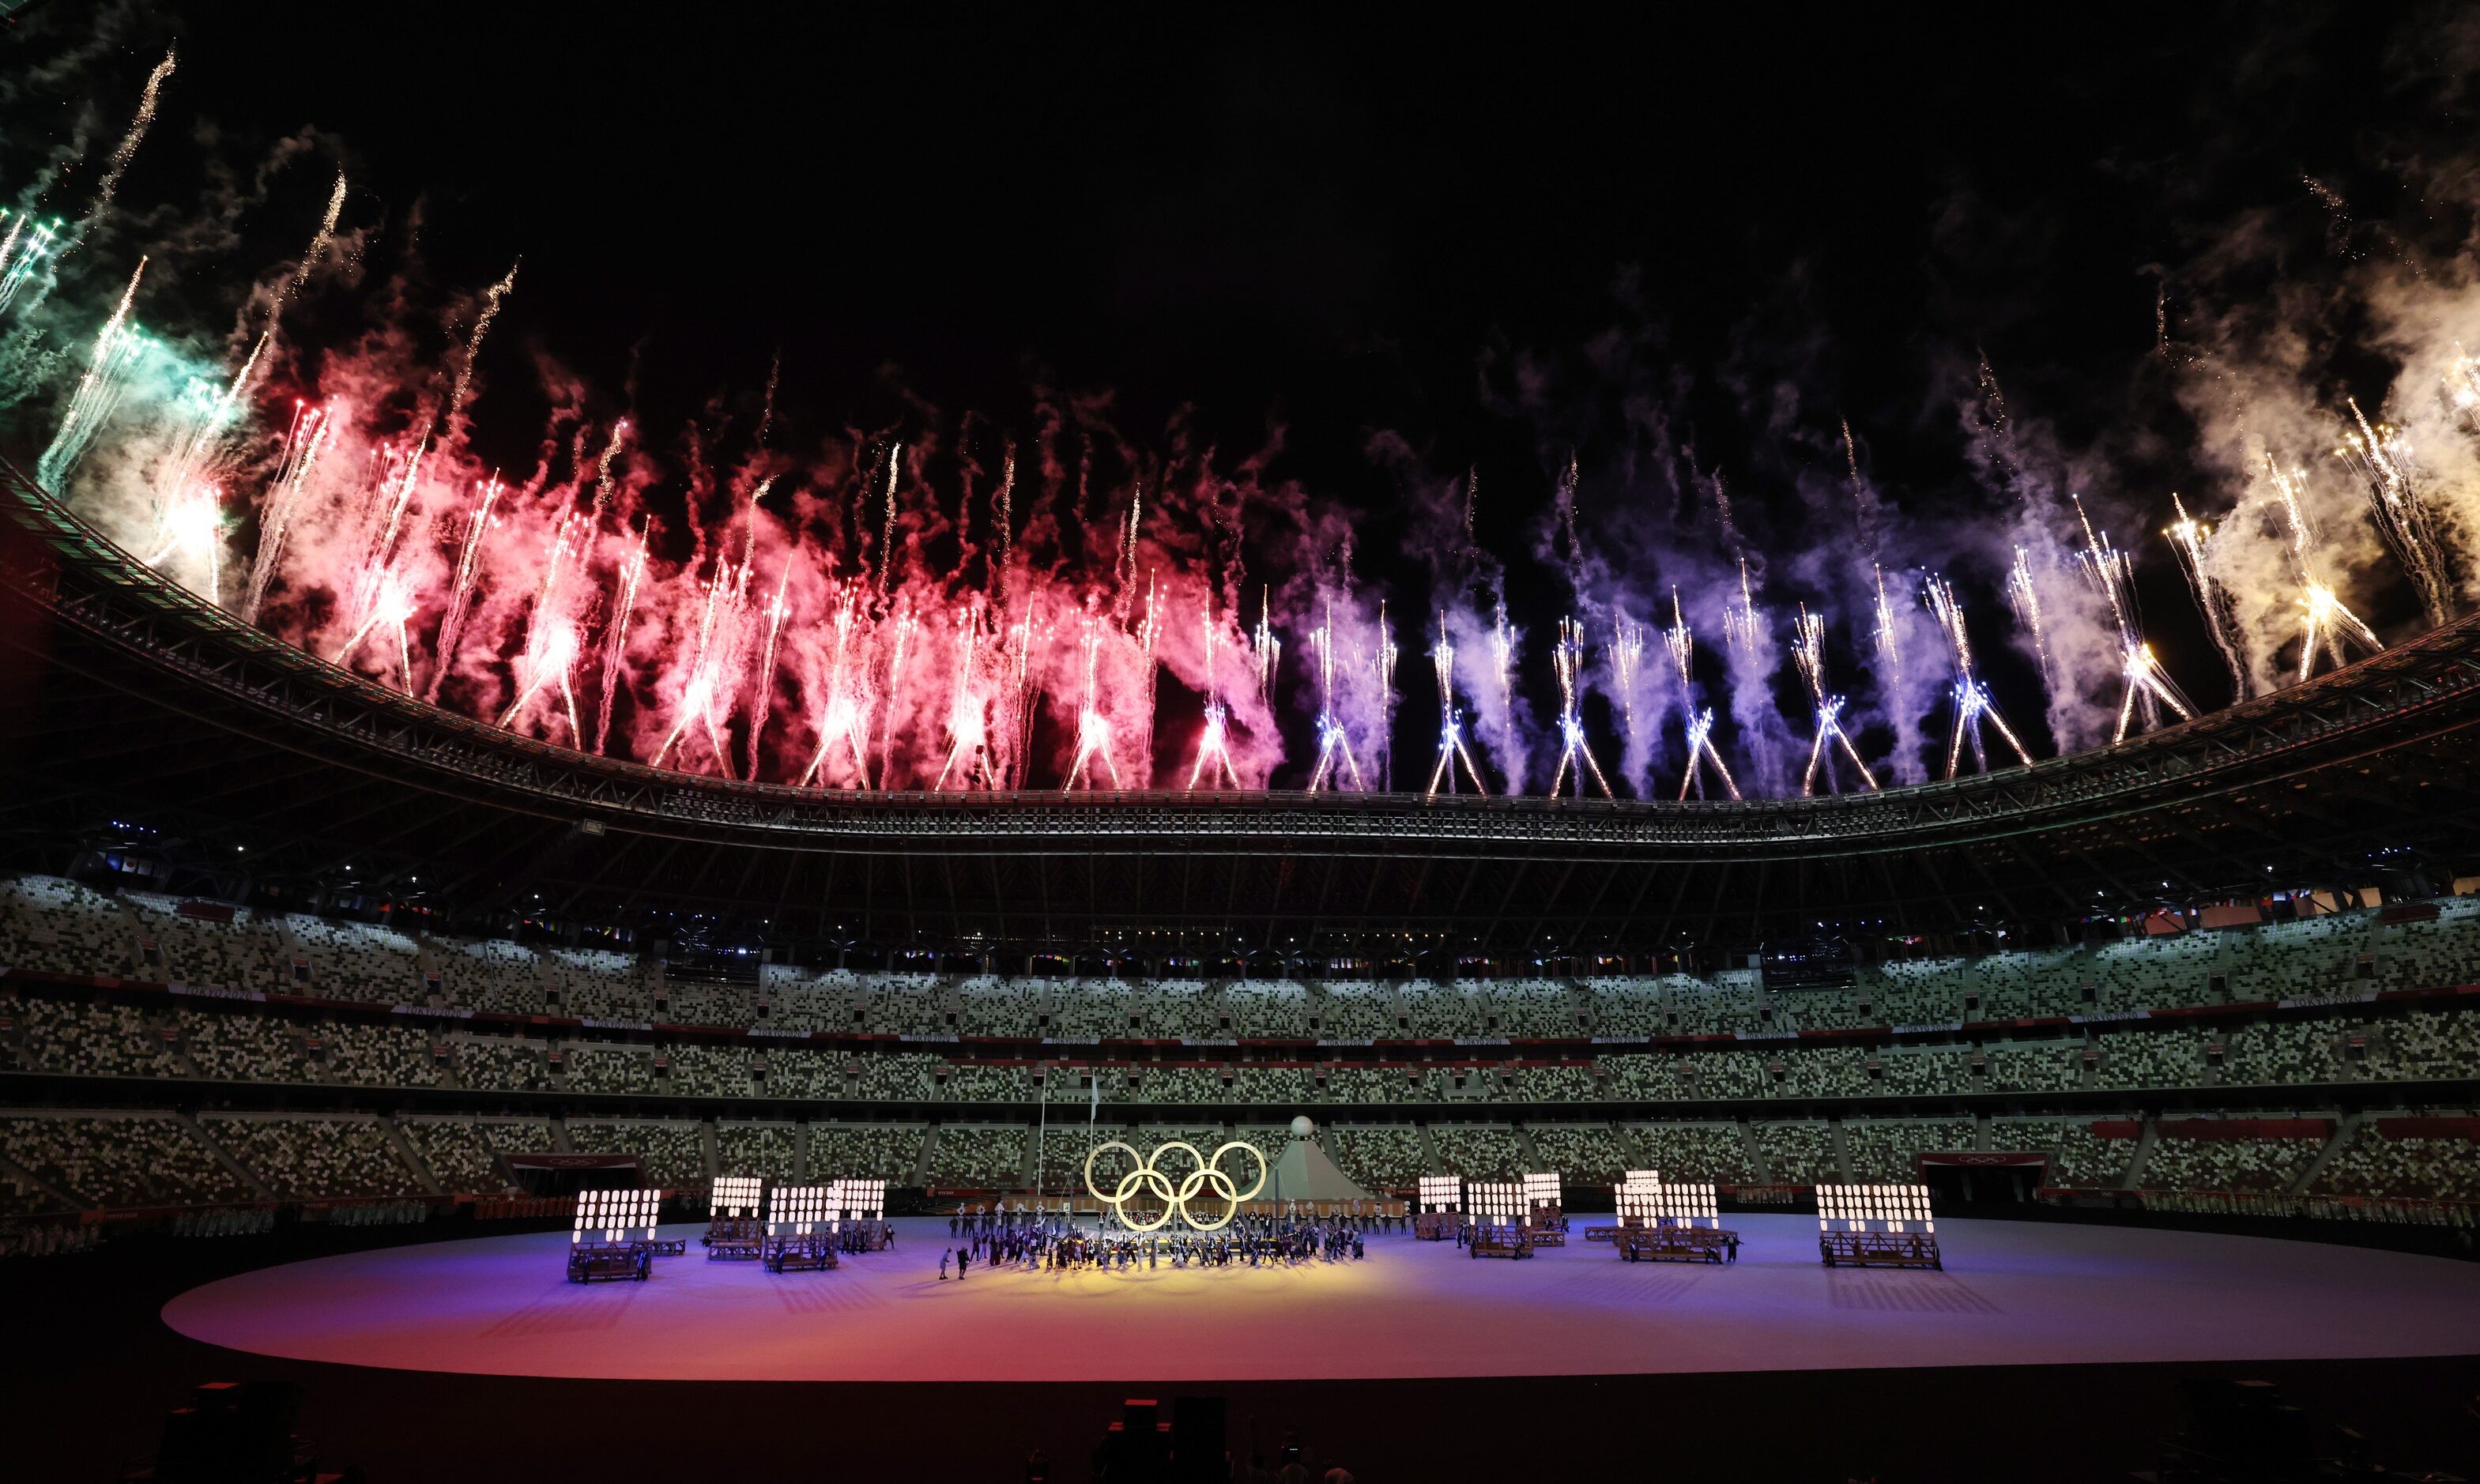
[{"x1": 1084, "y1": 1140, "x2": 1268, "y2": 1231}]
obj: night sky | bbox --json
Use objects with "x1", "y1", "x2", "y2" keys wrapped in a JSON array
[{"x1": 2, "y1": 2, "x2": 2462, "y2": 782}]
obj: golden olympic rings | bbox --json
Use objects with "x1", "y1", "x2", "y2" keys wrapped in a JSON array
[{"x1": 1084, "y1": 1139, "x2": 1268, "y2": 1232}]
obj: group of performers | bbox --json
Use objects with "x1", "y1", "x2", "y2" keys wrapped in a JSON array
[{"x1": 939, "y1": 1210, "x2": 1370, "y2": 1278}]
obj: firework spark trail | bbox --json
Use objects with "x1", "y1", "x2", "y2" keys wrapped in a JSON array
[
  {"x1": 593, "y1": 521, "x2": 648, "y2": 756},
  {"x1": 1792, "y1": 604, "x2": 1877, "y2": 795},
  {"x1": 1003, "y1": 606, "x2": 1045, "y2": 789},
  {"x1": 1373, "y1": 599, "x2": 1399, "y2": 792},
  {"x1": 2297, "y1": 581, "x2": 2384, "y2": 682},
  {"x1": 1719, "y1": 555, "x2": 1781, "y2": 791},
  {"x1": 1925, "y1": 574, "x2": 2033, "y2": 778},
  {"x1": 2339, "y1": 397, "x2": 2455, "y2": 627},
  {"x1": 154, "y1": 330, "x2": 269, "y2": 518},
  {"x1": 269, "y1": 175, "x2": 349, "y2": 318},
  {"x1": 339, "y1": 438, "x2": 428, "y2": 651},
  {"x1": 71, "y1": 51, "x2": 177, "y2": 250},
  {"x1": 496, "y1": 610, "x2": 583, "y2": 744},
  {"x1": 1062, "y1": 618, "x2": 1122, "y2": 790},
  {"x1": 747, "y1": 554, "x2": 793, "y2": 781},
  {"x1": 2004, "y1": 544, "x2": 2054, "y2": 694},
  {"x1": 875, "y1": 444, "x2": 900, "y2": 602},
  {"x1": 1250, "y1": 587, "x2": 1280, "y2": 708},
  {"x1": 36, "y1": 257, "x2": 149, "y2": 488},
  {"x1": 797, "y1": 584, "x2": 876, "y2": 788},
  {"x1": 443, "y1": 262, "x2": 518, "y2": 430},
  {"x1": 650, "y1": 540, "x2": 759, "y2": 778},
  {"x1": 1186, "y1": 614, "x2": 1242, "y2": 790},
  {"x1": 331, "y1": 567, "x2": 416, "y2": 694},
  {"x1": 2071, "y1": 495, "x2": 2193, "y2": 744},
  {"x1": 0, "y1": 211, "x2": 27, "y2": 303},
  {"x1": 242, "y1": 400, "x2": 334, "y2": 623},
  {"x1": 2164, "y1": 493, "x2": 2248, "y2": 701},
  {"x1": 875, "y1": 602, "x2": 919, "y2": 787},
  {"x1": 1483, "y1": 601, "x2": 1521, "y2": 793},
  {"x1": 0, "y1": 209, "x2": 66, "y2": 316},
  {"x1": 933, "y1": 602, "x2": 998, "y2": 791},
  {"x1": 1869, "y1": 562, "x2": 1904, "y2": 695},
  {"x1": 1611, "y1": 612, "x2": 1648, "y2": 752},
  {"x1": 1843, "y1": 420, "x2": 1879, "y2": 559},
  {"x1": 424, "y1": 472, "x2": 506, "y2": 700},
  {"x1": 1423, "y1": 620, "x2": 1488, "y2": 798},
  {"x1": 586, "y1": 420, "x2": 629, "y2": 526},
  {"x1": 1547, "y1": 616, "x2": 1613, "y2": 799},
  {"x1": 495, "y1": 512, "x2": 590, "y2": 735},
  {"x1": 992, "y1": 448, "x2": 1017, "y2": 616},
  {"x1": 1133, "y1": 568, "x2": 1161, "y2": 782},
  {"x1": 1666, "y1": 589, "x2": 1739, "y2": 801},
  {"x1": 2255, "y1": 458, "x2": 2385, "y2": 682},
  {"x1": 1305, "y1": 599, "x2": 1364, "y2": 793}
]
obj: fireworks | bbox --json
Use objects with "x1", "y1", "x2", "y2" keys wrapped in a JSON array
[
  {"x1": 1792, "y1": 605, "x2": 1876, "y2": 796},
  {"x1": 1547, "y1": 616, "x2": 1612, "y2": 800},
  {"x1": 19, "y1": 37, "x2": 2480, "y2": 811},
  {"x1": 2071, "y1": 495, "x2": 2194, "y2": 744},
  {"x1": 1423, "y1": 619, "x2": 1489, "y2": 799},
  {"x1": 2164, "y1": 493, "x2": 2248, "y2": 702},
  {"x1": 1186, "y1": 615, "x2": 1242, "y2": 790},
  {"x1": 2004, "y1": 544, "x2": 2053, "y2": 695},
  {"x1": 1667, "y1": 589, "x2": 1739, "y2": 801},
  {"x1": 1063, "y1": 617, "x2": 1123, "y2": 791},
  {"x1": 0, "y1": 209, "x2": 65, "y2": 312},
  {"x1": 1925, "y1": 574, "x2": 2033, "y2": 778},
  {"x1": 1306, "y1": 600, "x2": 1364, "y2": 793},
  {"x1": 36, "y1": 257, "x2": 150, "y2": 488},
  {"x1": 2338, "y1": 399, "x2": 2454, "y2": 628}
]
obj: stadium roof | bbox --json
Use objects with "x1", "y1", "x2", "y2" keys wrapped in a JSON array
[{"x1": 4, "y1": 458, "x2": 2478, "y2": 955}]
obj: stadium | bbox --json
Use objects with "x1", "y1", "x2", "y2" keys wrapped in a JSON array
[{"x1": 6, "y1": 8, "x2": 2480, "y2": 1483}]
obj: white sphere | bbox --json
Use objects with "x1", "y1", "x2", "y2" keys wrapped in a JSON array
[{"x1": 1289, "y1": 1115, "x2": 1316, "y2": 1139}]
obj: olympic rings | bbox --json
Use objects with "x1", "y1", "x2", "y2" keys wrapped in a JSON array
[{"x1": 1084, "y1": 1139, "x2": 1268, "y2": 1231}]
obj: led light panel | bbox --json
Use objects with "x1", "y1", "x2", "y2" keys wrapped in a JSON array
[
  {"x1": 767, "y1": 1184, "x2": 830, "y2": 1237},
  {"x1": 710, "y1": 1175, "x2": 763, "y2": 1218},
  {"x1": 1814, "y1": 1183, "x2": 1934, "y2": 1234},
  {"x1": 1465, "y1": 1179, "x2": 1525, "y2": 1226},
  {"x1": 572, "y1": 1187, "x2": 661, "y2": 1245}
]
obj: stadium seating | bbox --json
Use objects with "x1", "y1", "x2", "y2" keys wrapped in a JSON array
[
  {"x1": 1839, "y1": 1118, "x2": 1976, "y2": 1181},
  {"x1": 0, "y1": 1111, "x2": 252, "y2": 1207},
  {"x1": 715, "y1": 1121, "x2": 798, "y2": 1179},
  {"x1": 565, "y1": 1119, "x2": 708, "y2": 1188},
  {"x1": 1326, "y1": 1125, "x2": 1425, "y2": 1190},
  {"x1": 8, "y1": 869, "x2": 2480, "y2": 1215},
  {"x1": 925, "y1": 1125, "x2": 1027, "y2": 1188},
  {"x1": 1525, "y1": 1124, "x2": 1631, "y2": 1185},
  {"x1": 807, "y1": 1123, "x2": 923, "y2": 1182},
  {"x1": 202, "y1": 1115, "x2": 422, "y2": 1200},
  {"x1": 2311, "y1": 1121, "x2": 2480, "y2": 1200}
]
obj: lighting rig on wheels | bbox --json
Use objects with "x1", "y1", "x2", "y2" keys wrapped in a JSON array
[
  {"x1": 762, "y1": 1184, "x2": 839, "y2": 1272},
  {"x1": 1815, "y1": 1184, "x2": 1942, "y2": 1269},
  {"x1": 1464, "y1": 1179, "x2": 1534, "y2": 1259},
  {"x1": 1612, "y1": 1173, "x2": 1738, "y2": 1264},
  {"x1": 835, "y1": 1178, "x2": 891, "y2": 1252},
  {"x1": 1522, "y1": 1171, "x2": 1566, "y2": 1248},
  {"x1": 566, "y1": 1188, "x2": 665, "y2": 1282},
  {"x1": 704, "y1": 1175, "x2": 765, "y2": 1260},
  {"x1": 1413, "y1": 1174, "x2": 1464, "y2": 1241}
]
